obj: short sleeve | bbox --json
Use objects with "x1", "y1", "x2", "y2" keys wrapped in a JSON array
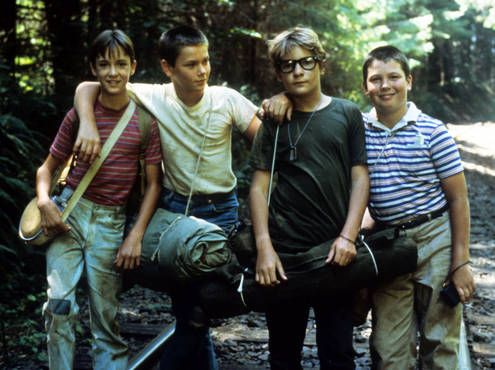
[
  {"x1": 344, "y1": 102, "x2": 367, "y2": 166},
  {"x1": 50, "y1": 108, "x2": 78, "y2": 162},
  {"x1": 430, "y1": 124, "x2": 463, "y2": 178},
  {"x1": 144, "y1": 119, "x2": 162, "y2": 165},
  {"x1": 250, "y1": 119, "x2": 276, "y2": 171},
  {"x1": 227, "y1": 88, "x2": 257, "y2": 134}
]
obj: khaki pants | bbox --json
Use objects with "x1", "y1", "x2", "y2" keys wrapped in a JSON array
[{"x1": 370, "y1": 213, "x2": 462, "y2": 370}]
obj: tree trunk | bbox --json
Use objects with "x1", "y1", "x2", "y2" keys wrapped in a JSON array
[
  {"x1": 0, "y1": 0, "x2": 17, "y2": 90},
  {"x1": 45, "y1": 0, "x2": 85, "y2": 110}
]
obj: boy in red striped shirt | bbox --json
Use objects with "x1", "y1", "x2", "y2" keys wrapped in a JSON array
[{"x1": 36, "y1": 29, "x2": 162, "y2": 369}]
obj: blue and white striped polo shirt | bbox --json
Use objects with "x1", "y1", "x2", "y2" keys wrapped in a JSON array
[{"x1": 363, "y1": 102, "x2": 463, "y2": 225}]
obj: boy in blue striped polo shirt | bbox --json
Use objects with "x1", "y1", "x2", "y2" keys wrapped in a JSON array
[{"x1": 361, "y1": 45, "x2": 475, "y2": 369}]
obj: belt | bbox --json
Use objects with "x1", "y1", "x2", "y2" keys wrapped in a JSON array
[
  {"x1": 164, "y1": 188, "x2": 236, "y2": 205},
  {"x1": 395, "y1": 205, "x2": 449, "y2": 230}
]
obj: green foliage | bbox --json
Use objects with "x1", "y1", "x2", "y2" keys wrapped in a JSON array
[
  {"x1": 0, "y1": 113, "x2": 47, "y2": 275},
  {"x1": 0, "y1": 274, "x2": 47, "y2": 366}
]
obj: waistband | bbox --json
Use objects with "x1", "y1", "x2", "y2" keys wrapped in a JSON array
[
  {"x1": 393, "y1": 204, "x2": 449, "y2": 230},
  {"x1": 163, "y1": 187, "x2": 236, "y2": 205}
]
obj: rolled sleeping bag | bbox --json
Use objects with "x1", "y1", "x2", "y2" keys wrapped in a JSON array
[{"x1": 198, "y1": 234, "x2": 417, "y2": 318}]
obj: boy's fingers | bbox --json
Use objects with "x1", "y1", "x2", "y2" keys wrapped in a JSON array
[
  {"x1": 73, "y1": 138, "x2": 81, "y2": 154},
  {"x1": 269, "y1": 268, "x2": 279, "y2": 285},
  {"x1": 89, "y1": 145, "x2": 100, "y2": 164},
  {"x1": 326, "y1": 245, "x2": 335, "y2": 264},
  {"x1": 287, "y1": 105, "x2": 293, "y2": 121},
  {"x1": 277, "y1": 263, "x2": 287, "y2": 280}
]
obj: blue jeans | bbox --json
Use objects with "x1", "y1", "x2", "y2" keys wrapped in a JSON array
[
  {"x1": 43, "y1": 189, "x2": 128, "y2": 370},
  {"x1": 159, "y1": 188, "x2": 238, "y2": 370}
]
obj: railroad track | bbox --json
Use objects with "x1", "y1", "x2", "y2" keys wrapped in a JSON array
[{"x1": 74, "y1": 299, "x2": 478, "y2": 370}]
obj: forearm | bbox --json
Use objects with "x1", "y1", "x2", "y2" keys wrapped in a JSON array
[
  {"x1": 340, "y1": 165, "x2": 369, "y2": 240},
  {"x1": 250, "y1": 191, "x2": 271, "y2": 247},
  {"x1": 127, "y1": 177, "x2": 161, "y2": 238},
  {"x1": 440, "y1": 172, "x2": 471, "y2": 269},
  {"x1": 36, "y1": 165, "x2": 53, "y2": 204},
  {"x1": 448, "y1": 195, "x2": 470, "y2": 268},
  {"x1": 249, "y1": 171, "x2": 272, "y2": 249},
  {"x1": 74, "y1": 81, "x2": 100, "y2": 128},
  {"x1": 36, "y1": 155, "x2": 60, "y2": 204}
]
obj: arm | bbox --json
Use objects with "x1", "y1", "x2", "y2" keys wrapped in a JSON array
[
  {"x1": 327, "y1": 164, "x2": 369, "y2": 265},
  {"x1": 249, "y1": 170, "x2": 287, "y2": 286},
  {"x1": 440, "y1": 172, "x2": 475, "y2": 303},
  {"x1": 115, "y1": 163, "x2": 162, "y2": 270},
  {"x1": 261, "y1": 92, "x2": 293, "y2": 124},
  {"x1": 73, "y1": 81, "x2": 101, "y2": 163},
  {"x1": 36, "y1": 154, "x2": 71, "y2": 236},
  {"x1": 360, "y1": 207, "x2": 376, "y2": 231},
  {"x1": 243, "y1": 115, "x2": 261, "y2": 144}
]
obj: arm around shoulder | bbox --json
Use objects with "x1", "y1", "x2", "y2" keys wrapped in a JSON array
[{"x1": 73, "y1": 81, "x2": 101, "y2": 163}]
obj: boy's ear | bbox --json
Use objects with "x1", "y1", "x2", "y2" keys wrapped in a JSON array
[
  {"x1": 407, "y1": 74, "x2": 413, "y2": 91},
  {"x1": 130, "y1": 59, "x2": 137, "y2": 76},
  {"x1": 362, "y1": 82, "x2": 370, "y2": 96},
  {"x1": 319, "y1": 59, "x2": 326, "y2": 76},
  {"x1": 90, "y1": 63, "x2": 97, "y2": 77},
  {"x1": 160, "y1": 59, "x2": 173, "y2": 78}
]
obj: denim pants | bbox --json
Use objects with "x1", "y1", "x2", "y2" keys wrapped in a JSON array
[
  {"x1": 266, "y1": 295, "x2": 355, "y2": 370},
  {"x1": 370, "y1": 213, "x2": 461, "y2": 370},
  {"x1": 43, "y1": 189, "x2": 128, "y2": 370},
  {"x1": 159, "y1": 188, "x2": 238, "y2": 370}
]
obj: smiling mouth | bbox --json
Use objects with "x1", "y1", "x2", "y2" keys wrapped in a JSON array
[{"x1": 379, "y1": 93, "x2": 394, "y2": 98}]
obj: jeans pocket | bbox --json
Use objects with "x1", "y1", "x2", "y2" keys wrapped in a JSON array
[{"x1": 211, "y1": 197, "x2": 239, "y2": 214}]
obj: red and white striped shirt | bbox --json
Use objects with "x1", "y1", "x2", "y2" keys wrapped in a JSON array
[{"x1": 50, "y1": 100, "x2": 162, "y2": 206}]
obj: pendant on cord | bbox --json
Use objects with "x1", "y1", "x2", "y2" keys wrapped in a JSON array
[{"x1": 289, "y1": 145, "x2": 298, "y2": 162}]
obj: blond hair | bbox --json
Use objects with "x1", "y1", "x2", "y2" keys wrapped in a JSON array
[{"x1": 268, "y1": 27, "x2": 326, "y2": 70}]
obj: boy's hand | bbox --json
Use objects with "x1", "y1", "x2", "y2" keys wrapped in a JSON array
[
  {"x1": 451, "y1": 263, "x2": 475, "y2": 303},
  {"x1": 73, "y1": 120, "x2": 101, "y2": 164},
  {"x1": 255, "y1": 238, "x2": 287, "y2": 286},
  {"x1": 38, "y1": 199, "x2": 71, "y2": 237},
  {"x1": 326, "y1": 236, "x2": 357, "y2": 266},
  {"x1": 115, "y1": 232, "x2": 142, "y2": 270},
  {"x1": 261, "y1": 92, "x2": 293, "y2": 125}
]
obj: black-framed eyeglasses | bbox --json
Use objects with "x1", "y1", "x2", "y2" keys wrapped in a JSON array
[{"x1": 278, "y1": 56, "x2": 320, "y2": 73}]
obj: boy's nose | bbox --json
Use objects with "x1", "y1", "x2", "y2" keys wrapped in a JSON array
[
  {"x1": 293, "y1": 63, "x2": 304, "y2": 75},
  {"x1": 109, "y1": 64, "x2": 117, "y2": 75}
]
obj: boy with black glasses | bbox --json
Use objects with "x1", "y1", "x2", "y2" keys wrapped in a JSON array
[{"x1": 250, "y1": 27, "x2": 369, "y2": 370}]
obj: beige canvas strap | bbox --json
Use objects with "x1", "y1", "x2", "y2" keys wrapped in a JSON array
[{"x1": 61, "y1": 100, "x2": 136, "y2": 221}]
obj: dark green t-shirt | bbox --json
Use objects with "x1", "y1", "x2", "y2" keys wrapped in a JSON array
[{"x1": 250, "y1": 97, "x2": 367, "y2": 253}]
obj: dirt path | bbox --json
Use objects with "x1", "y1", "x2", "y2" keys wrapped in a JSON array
[{"x1": 447, "y1": 121, "x2": 495, "y2": 369}]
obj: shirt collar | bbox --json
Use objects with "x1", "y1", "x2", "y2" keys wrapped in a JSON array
[{"x1": 365, "y1": 102, "x2": 422, "y2": 133}]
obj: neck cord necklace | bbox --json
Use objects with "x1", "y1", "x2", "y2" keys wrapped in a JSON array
[{"x1": 287, "y1": 99, "x2": 322, "y2": 162}]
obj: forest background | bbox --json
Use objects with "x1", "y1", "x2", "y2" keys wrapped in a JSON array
[{"x1": 1, "y1": 0, "x2": 494, "y2": 363}]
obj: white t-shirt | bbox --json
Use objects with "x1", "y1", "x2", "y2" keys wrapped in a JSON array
[{"x1": 129, "y1": 83, "x2": 257, "y2": 195}]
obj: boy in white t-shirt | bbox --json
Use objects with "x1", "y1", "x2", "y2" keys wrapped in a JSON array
[{"x1": 73, "y1": 25, "x2": 260, "y2": 370}]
